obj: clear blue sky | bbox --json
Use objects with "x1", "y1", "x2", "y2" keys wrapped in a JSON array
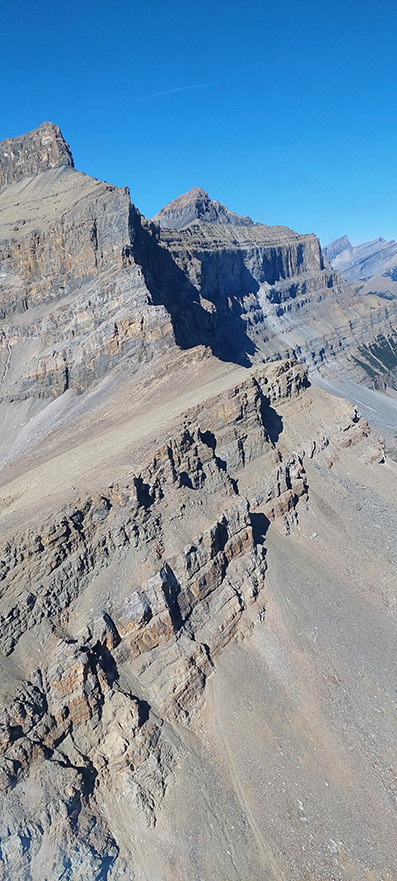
[{"x1": 2, "y1": 0, "x2": 397, "y2": 245}]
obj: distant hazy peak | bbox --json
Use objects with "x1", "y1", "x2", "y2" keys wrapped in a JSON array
[
  {"x1": 0, "y1": 121, "x2": 74, "y2": 188},
  {"x1": 324, "y1": 235, "x2": 352, "y2": 262},
  {"x1": 324, "y1": 232, "x2": 397, "y2": 283},
  {"x1": 152, "y1": 186, "x2": 254, "y2": 230}
]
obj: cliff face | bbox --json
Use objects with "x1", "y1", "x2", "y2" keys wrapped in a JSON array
[
  {"x1": 155, "y1": 210, "x2": 396, "y2": 371},
  {"x1": 0, "y1": 124, "x2": 396, "y2": 881},
  {"x1": 0, "y1": 122, "x2": 74, "y2": 188},
  {"x1": 1, "y1": 133, "x2": 396, "y2": 405},
  {"x1": 0, "y1": 132, "x2": 174, "y2": 400},
  {"x1": 150, "y1": 191, "x2": 397, "y2": 381}
]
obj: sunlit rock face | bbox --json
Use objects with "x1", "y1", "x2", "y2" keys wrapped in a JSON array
[{"x1": 0, "y1": 121, "x2": 74, "y2": 187}]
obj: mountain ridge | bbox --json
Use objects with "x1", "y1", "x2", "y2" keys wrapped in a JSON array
[{"x1": 325, "y1": 232, "x2": 397, "y2": 282}]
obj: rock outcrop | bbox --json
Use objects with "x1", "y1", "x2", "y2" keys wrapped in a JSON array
[
  {"x1": 1, "y1": 350, "x2": 385, "y2": 881},
  {"x1": 0, "y1": 122, "x2": 74, "y2": 188},
  {"x1": 0, "y1": 155, "x2": 173, "y2": 400}
]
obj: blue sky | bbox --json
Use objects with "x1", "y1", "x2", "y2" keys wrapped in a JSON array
[{"x1": 1, "y1": 0, "x2": 396, "y2": 245}]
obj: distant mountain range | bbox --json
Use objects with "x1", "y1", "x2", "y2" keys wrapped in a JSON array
[{"x1": 324, "y1": 233, "x2": 397, "y2": 283}]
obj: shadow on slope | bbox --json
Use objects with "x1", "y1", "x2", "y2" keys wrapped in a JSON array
[
  {"x1": 249, "y1": 511, "x2": 270, "y2": 544},
  {"x1": 133, "y1": 213, "x2": 257, "y2": 367},
  {"x1": 260, "y1": 400, "x2": 283, "y2": 443}
]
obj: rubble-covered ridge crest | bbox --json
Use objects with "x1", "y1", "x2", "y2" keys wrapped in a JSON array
[{"x1": 0, "y1": 121, "x2": 74, "y2": 187}]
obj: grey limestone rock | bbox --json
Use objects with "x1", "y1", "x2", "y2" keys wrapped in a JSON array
[
  {"x1": 152, "y1": 185, "x2": 254, "y2": 229},
  {"x1": 0, "y1": 121, "x2": 74, "y2": 188}
]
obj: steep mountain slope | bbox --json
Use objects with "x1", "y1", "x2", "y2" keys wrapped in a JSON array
[
  {"x1": 1, "y1": 134, "x2": 396, "y2": 407},
  {"x1": 1, "y1": 341, "x2": 395, "y2": 881},
  {"x1": 0, "y1": 124, "x2": 396, "y2": 881},
  {"x1": 152, "y1": 190, "x2": 397, "y2": 377}
]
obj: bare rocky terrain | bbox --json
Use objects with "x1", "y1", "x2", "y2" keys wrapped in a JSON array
[
  {"x1": 0, "y1": 123, "x2": 396, "y2": 881},
  {"x1": 324, "y1": 234, "x2": 397, "y2": 390},
  {"x1": 152, "y1": 186, "x2": 254, "y2": 229}
]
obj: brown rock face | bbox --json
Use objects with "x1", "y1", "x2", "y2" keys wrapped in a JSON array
[{"x1": 0, "y1": 122, "x2": 74, "y2": 188}]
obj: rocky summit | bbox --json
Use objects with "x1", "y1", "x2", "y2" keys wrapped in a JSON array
[
  {"x1": 0, "y1": 122, "x2": 74, "y2": 188},
  {"x1": 152, "y1": 186, "x2": 254, "y2": 229},
  {"x1": 0, "y1": 123, "x2": 396, "y2": 881}
]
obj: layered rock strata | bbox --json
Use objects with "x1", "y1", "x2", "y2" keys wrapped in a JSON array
[
  {"x1": 3, "y1": 348, "x2": 393, "y2": 881},
  {"x1": 0, "y1": 161, "x2": 173, "y2": 399},
  {"x1": 0, "y1": 122, "x2": 73, "y2": 189},
  {"x1": 152, "y1": 186, "x2": 254, "y2": 229},
  {"x1": 0, "y1": 126, "x2": 395, "y2": 408},
  {"x1": 0, "y1": 353, "x2": 379, "y2": 880},
  {"x1": 0, "y1": 360, "x2": 305, "y2": 873},
  {"x1": 155, "y1": 213, "x2": 396, "y2": 370}
]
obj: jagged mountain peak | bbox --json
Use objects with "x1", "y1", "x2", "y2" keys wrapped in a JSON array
[
  {"x1": 152, "y1": 185, "x2": 254, "y2": 230},
  {"x1": 0, "y1": 121, "x2": 74, "y2": 188}
]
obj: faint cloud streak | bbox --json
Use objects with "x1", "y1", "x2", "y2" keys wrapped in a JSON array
[{"x1": 133, "y1": 83, "x2": 218, "y2": 102}]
